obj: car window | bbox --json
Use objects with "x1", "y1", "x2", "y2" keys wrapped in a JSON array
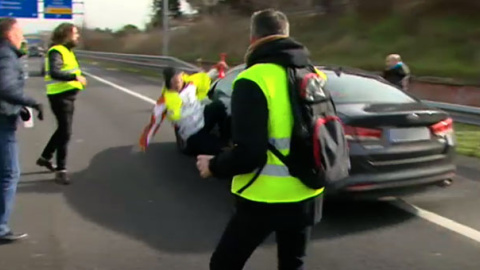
[
  {"x1": 213, "y1": 65, "x2": 245, "y2": 96},
  {"x1": 322, "y1": 70, "x2": 416, "y2": 104}
]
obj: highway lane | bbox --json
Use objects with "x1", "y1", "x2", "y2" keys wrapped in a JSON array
[{"x1": 0, "y1": 59, "x2": 479, "y2": 270}]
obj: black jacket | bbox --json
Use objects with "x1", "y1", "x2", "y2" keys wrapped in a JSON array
[
  {"x1": 209, "y1": 38, "x2": 322, "y2": 226},
  {"x1": 383, "y1": 64, "x2": 410, "y2": 89},
  {"x1": 0, "y1": 41, "x2": 38, "y2": 120}
]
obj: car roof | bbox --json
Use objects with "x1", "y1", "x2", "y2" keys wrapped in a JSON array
[{"x1": 226, "y1": 63, "x2": 385, "y2": 81}]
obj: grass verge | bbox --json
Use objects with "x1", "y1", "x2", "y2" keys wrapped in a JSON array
[{"x1": 454, "y1": 123, "x2": 480, "y2": 159}]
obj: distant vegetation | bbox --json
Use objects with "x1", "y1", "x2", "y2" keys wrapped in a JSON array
[{"x1": 81, "y1": 0, "x2": 480, "y2": 80}]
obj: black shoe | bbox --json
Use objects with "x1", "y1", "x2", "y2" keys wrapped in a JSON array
[
  {"x1": 36, "y1": 157, "x2": 56, "y2": 172},
  {"x1": 0, "y1": 232, "x2": 28, "y2": 243},
  {"x1": 54, "y1": 170, "x2": 70, "y2": 185}
]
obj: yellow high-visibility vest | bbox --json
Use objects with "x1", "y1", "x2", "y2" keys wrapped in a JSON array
[
  {"x1": 45, "y1": 45, "x2": 83, "y2": 95},
  {"x1": 231, "y1": 64, "x2": 325, "y2": 203}
]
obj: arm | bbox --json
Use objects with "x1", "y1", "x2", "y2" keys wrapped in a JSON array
[
  {"x1": 0, "y1": 52, "x2": 38, "y2": 107},
  {"x1": 183, "y1": 72, "x2": 212, "y2": 101},
  {"x1": 48, "y1": 50, "x2": 77, "y2": 81},
  {"x1": 209, "y1": 79, "x2": 268, "y2": 178}
]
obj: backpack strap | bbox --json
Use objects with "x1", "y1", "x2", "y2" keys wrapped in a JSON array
[
  {"x1": 236, "y1": 144, "x2": 288, "y2": 194},
  {"x1": 267, "y1": 143, "x2": 289, "y2": 166},
  {"x1": 236, "y1": 157, "x2": 267, "y2": 194}
]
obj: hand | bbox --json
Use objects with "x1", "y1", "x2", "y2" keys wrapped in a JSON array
[
  {"x1": 33, "y1": 103, "x2": 44, "y2": 121},
  {"x1": 76, "y1": 75, "x2": 87, "y2": 86},
  {"x1": 216, "y1": 61, "x2": 228, "y2": 70},
  {"x1": 196, "y1": 155, "x2": 214, "y2": 178}
]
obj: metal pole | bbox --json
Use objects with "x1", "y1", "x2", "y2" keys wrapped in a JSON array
[{"x1": 162, "y1": 0, "x2": 169, "y2": 56}]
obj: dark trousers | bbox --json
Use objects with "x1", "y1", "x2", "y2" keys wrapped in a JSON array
[
  {"x1": 210, "y1": 206, "x2": 312, "y2": 270},
  {"x1": 41, "y1": 92, "x2": 76, "y2": 171},
  {"x1": 187, "y1": 100, "x2": 229, "y2": 155}
]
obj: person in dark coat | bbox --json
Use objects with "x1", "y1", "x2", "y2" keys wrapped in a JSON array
[
  {"x1": 0, "y1": 17, "x2": 43, "y2": 243},
  {"x1": 383, "y1": 54, "x2": 411, "y2": 91}
]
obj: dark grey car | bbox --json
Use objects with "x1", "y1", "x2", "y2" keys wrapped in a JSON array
[{"x1": 177, "y1": 64, "x2": 457, "y2": 198}]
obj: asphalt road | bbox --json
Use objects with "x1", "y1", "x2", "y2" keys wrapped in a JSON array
[{"x1": 1, "y1": 59, "x2": 480, "y2": 270}]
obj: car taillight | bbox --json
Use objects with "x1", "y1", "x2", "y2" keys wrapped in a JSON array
[
  {"x1": 430, "y1": 118, "x2": 453, "y2": 136},
  {"x1": 343, "y1": 125, "x2": 382, "y2": 141}
]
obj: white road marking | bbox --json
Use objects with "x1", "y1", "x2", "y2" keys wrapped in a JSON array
[
  {"x1": 84, "y1": 70, "x2": 480, "y2": 244},
  {"x1": 83, "y1": 71, "x2": 156, "y2": 105},
  {"x1": 392, "y1": 199, "x2": 480, "y2": 243}
]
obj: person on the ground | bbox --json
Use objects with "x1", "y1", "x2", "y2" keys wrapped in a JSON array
[
  {"x1": 383, "y1": 54, "x2": 410, "y2": 91},
  {"x1": 36, "y1": 23, "x2": 87, "y2": 185},
  {"x1": 196, "y1": 9, "x2": 325, "y2": 270},
  {"x1": 0, "y1": 17, "x2": 44, "y2": 243},
  {"x1": 139, "y1": 64, "x2": 230, "y2": 155}
]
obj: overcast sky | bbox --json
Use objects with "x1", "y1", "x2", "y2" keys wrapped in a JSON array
[{"x1": 17, "y1": 0, "x2": 153, "y2": 34}]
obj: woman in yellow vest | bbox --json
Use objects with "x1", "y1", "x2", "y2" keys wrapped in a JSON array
[
  {"x1": 148, "y1": 65, "x2": 230, "y2": 155},
  {"x1": 196, "y1": 9, "x2": 325, "y2": 270},
  {"x1": 36, "y1": 23, "x2": 87, "y2": 185}
]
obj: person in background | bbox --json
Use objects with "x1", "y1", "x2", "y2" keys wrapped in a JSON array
[
  {"x1": 139, "y1": 64, "x2": 230, "y2": 155},
  {"x1": 383, "y1": 54, "x2": 411, "y2": 91},
  {"x1": 0, "y1": 17, "x2": 44, "y2": 243},
  {"x1": 196, "y1": 9, "x2": 325, "y2": 270},
  {"x1": 36, "y1": 23, "x2": 87, "y2": 185}
]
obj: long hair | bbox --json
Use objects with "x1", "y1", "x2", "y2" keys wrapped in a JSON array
[{"x1": 49, "y1": 23, "x2": 76, "y2": 48}]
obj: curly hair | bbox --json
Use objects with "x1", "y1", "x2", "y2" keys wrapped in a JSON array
[{"x1": 49, "y1": 23, "x2": 76, "y2": 47}]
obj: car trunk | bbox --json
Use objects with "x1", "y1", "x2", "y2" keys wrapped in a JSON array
[{"x1": 337, "y1": 102, "x2": 454, "y2": 174}]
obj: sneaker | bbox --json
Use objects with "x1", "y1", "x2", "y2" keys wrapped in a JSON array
[
  {"x1": 36, "y1": 157, "x2": 56, "y2": 172},
  {"x1": 0, "y1": 231, "x2": 28, "y2": 244},
  {"x1": 54, "y1": 170, "x2": 70, "y2": 185}
]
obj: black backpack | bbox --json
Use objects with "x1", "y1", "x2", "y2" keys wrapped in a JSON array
[{"x1": 237, "y1": 65, "x2": 350, "y2": 194}]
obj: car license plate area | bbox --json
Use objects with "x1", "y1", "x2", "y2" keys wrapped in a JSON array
[{"x1": 387, "y1": 127, "x2": 430, "y2": 143}]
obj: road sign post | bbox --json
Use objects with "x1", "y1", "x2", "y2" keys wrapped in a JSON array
[
  {"x1": 0, "y1": 0, "x2": 38, "y2": 18},
  {"x1": 163, "y1": 0, "x2": 169, "y2": 56}
]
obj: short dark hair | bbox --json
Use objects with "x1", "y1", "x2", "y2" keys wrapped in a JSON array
[
  {"x1": 0, "y1": 17, "x2": 17, "y2": 40},
  {"x1": 250, "y1": 9, "x2": 289, "y2": 39},
  {"x1": 50, "y1": 23, "x2": 76, "y2": 47},
  {"x1": 163, "y1": 67, "x2": 178, "y2": 89}
]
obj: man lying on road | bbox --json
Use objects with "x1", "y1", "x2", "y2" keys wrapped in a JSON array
[{"x1": 139, "y1": 63, "x2": 230, "y2": 155}]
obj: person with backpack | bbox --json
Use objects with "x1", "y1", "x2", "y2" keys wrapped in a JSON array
[{"x1": 196, "y1": 9, "x2": 349, "y2": 270}]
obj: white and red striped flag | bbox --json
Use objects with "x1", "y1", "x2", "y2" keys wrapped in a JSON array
[{"x1": 139, "y1": 96, "x2": 167, "y2": 151}]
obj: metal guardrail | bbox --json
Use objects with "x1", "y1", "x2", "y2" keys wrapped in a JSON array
[
  {"x1": 423, "y1": 101, "x2": 480, "y2": 126},
  {"x1": 75, "y1": 50, "x2": 201, "y2": 73},
  {"x1": 76, "y1": 50, "x2": 480, "y2": 125}
]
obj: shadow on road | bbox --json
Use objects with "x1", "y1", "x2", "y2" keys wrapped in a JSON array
[{"x1": 17, "y1": 142, "x2": 414, "y2": 253}]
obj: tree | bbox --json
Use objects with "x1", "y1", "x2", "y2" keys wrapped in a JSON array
[
  {"x1": 114, "y1": 24, "x2": 141, "y2": 37},
  {"x1": 150, "y1": 0, "x2": 181, "y2": 28},
  {"x1": 356, "y1": 0, "x2": 394, "y2": 19}
]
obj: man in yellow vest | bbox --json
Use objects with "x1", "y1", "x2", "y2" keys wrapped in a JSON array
[
  {"x1": 196, "y1": 9, "x2": 325, "y2": 270},
  {"x1": 36, "y1": 23, "x2": 87, "y2": 185}
]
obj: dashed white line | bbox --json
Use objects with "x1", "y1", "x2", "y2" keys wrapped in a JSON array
[{"x1": 84, "y1": 70, "x2": 480, "y2": 244}]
